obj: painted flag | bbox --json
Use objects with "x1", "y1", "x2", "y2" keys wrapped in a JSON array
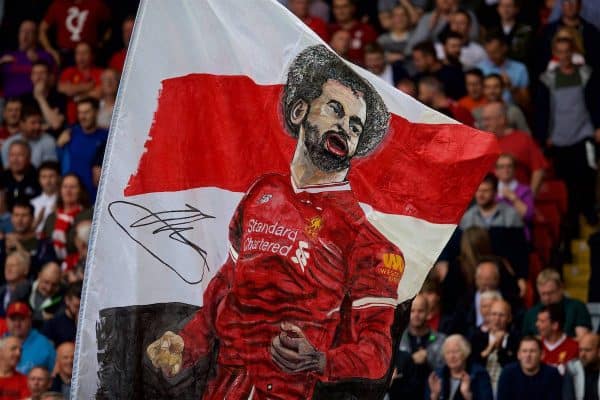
[{"x1": 72, "y1": 0, "x2": 499, "y2": 399}]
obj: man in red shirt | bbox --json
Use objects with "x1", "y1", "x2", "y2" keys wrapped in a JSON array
[
  {"x1": 39, "y1": 0, "x2": 110, "y2": 65},
  {"x1": 537, "y1": 303, "x2": 579, "y2": 375},
  {"x1": 329, "y1": 0, "x2": 377, "y2": 65},
  {"x1": 288, "y1": 0, "x2": 330, "y2": 42},
  {"x1": 0, "y1": 336, "x2": 29, "y2": 400},
  {"x1": 458, "y1": 68, "x2": 487, "y2": 112},
  {"x1": 108, "y1": 16, "x2": 135, "y2": 73},
  {"x1": 481, "y1": 101, "x2": 547, "y2": 194},
  {"x1": 418, "y1": 76, "x2": 475, "y2": 127},
  {"x1": 58, "y1": 42, "x2": 102, "y2": 124},
  {"x1": 0, "y1": 99, "x2": 22, "y2": 146},
  {"x1": 147, "y1": 45, "x2": 404, "y2": 400}
]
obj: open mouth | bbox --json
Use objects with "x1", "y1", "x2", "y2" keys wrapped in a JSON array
[{"x1": 324, "y1": 132, "x2": 348, "y2": 157}]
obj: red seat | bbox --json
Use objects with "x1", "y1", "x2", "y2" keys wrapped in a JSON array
[
  {"x1": 536, "y1": 180, "x2": 568, "y2": 216},
  {"x1": 528, "y1": 252, "x2": 543, "y2": 283},
  {"x1": 533, "y1": 222, "x2": 553, "y2": 263},
  {"x1": 534, "y1": 204, "x2": 561, "y2": 242}
]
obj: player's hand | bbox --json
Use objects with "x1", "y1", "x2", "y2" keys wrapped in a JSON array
[
  {"x1": 270, "y1": 322, "x2": 325, "y2": 374},
  {"x1": 146, "y1": 331, "x2": 184, "y2": 377}
]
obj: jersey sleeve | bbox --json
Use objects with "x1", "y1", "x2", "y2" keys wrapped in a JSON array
[{"x1": 323, "y1": 222, "x2": 403, "y2": 381}]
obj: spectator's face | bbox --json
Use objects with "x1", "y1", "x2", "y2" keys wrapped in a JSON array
[
  {"x1": 77, "y1": 102, "x2": 98, "y2": 131},
  {"x1": 65, "y1": 294, "x2": 81, "y2": 319},
  {"x1": 4, "y1": 255, "x2": 27, "y2": 283},
  {"x1": 422, "y1": 290, "x2": 440, "y2": 313},
  {"x1": 31, "y1": 64, "x2": 50, "y2": 87},
  {"x1": 332, "y1": 0, "x2": 355, "y2": 24},
  {"x1": 553, "y1": 41, "x2": 573, "y2": 68},
  {"x1": 518, "y1": 340, "x2": 541, "y2": 373},
  {"x1": 483, "y1": 77, "x2": 503, "y2": 101},
  {"x1": 11, "y1": 205, "x2": 33, "y2": 235},
  {"x1": 397, "y1": 81, "x2": 416, "y2": 98},
  {"x1": 296, "y1": 79, "x2": 366, "y2": 172},
  {"x1": 475, "y1": 181, "x2": 496, "y2": 208},
  {"x1": 475, "y1": 263, "x2": 499, "y2": 291},
  {"x1": 449, "y1": 13, "x2": 469, "y2": 37},
  {"x1": 289, "y1": 0, "x2": 310, "y2": 18},
  {"x1": 561, "y1": 0, "x2": 581, "y2": 19},
  {"x1": 391, "y1": 7, "x2": 409, "y2": 31},
  {"x1": 465, "y1": 74, "x2": 483, "y2": 99},
  {"x1": 495, "y1": 156, "x2": 515, "y2": 182},
  {"x1": 436, "y1": 0, "x2": 457, "y2": 13},
  {"x1": 481, "y1": 104, "x2": 506, "y2": 134},
  {"x1": 123, "y1": 19, "x2": 135, "y2": 47},
  {"x1": 443, "y1": 339, "x2": 466, "y2": 371},
  {"x1": 535, "y1": 310, "x2": 554, "y2": 338},
  {"x1": 417, "y1": 82, "x2": 435, "y2": 106},
  {"x1": 39, "y1": 168, "x2": 59, "y2": 194},
  {"x1": 3, "y1": 101, "x2": 22, "y2": 127},
  {"x1": 410, "y1": 296, "x2": 428, "y2": 329},
  {"x1": 8, "y1": 144, "x2": 30, "y2": 174},
  {"x1": 364, "y1": 52, "x2": 386, "y2": 75},
  {"x1": 20, "y1": 114, "x2": 43, "y2": 139},
  {"x1": 37, "y1": 265, "x2": 61, "y2": 298},
  {"x1": 489, "y1": 301, "x2": 511, "y2": 331},
  {"x1": 497, "y1": 0, "x2": 518, "y2": 21},
  {"x1": 485, "y1": 40, "x2": 507, "y2": 65},
  {"x1": 0, "y1": 337, "x2": 22, "y2": 370},
  {"x1": 330, "y1": 30, "x2": 351, "y2": 56},
  {"x1": 56, "y1": 342, "x2": 75, "y2": 378},
  {"x1": 101, "y1": 69, "x2": 119, "y2": 97},
  {"x1": 18, "y1": 21, "x2": 37, "y2": 50},
  {"x1": 537, "y1": 281, "x2": 563, "y2": 305},
  {"x1": 411, "y1": 50, "x2": 432, "y2": 73},
  {"x1": 578, "y1": 334, "x2": 600, "y2": 367},
  {"x1": 27, "y1": 367, "x2": 51, "y2": 396},
  {"x1": 480, "y1": 297, "x2": 495, "y2": 325},
  {"x1": 444, "y1": 38, "x2": 463, "y2": 61},
  {"x1": 7, "y1": 315, "x2": 32, "y2": 339},
  {"x1": 61, "y1": 176, "x2": 81, "y2": 207},
  {"x1": 75, "y1": 43, "x2": 92, "y2": 69}
]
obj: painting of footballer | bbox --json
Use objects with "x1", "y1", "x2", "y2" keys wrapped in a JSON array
[{"x1": 145, "y1": 45, "x2": 408, "y2": 400}]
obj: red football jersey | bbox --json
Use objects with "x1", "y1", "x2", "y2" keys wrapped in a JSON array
[
  {"x1": 179, "y1": 174, "x2": 404, "y2": 399},
  {"x1": 497, "y1": 130, "x2": 549, "y2": 185},
  {"x1": 541, "y1": 335, "x2": 579, "y2": 372},
  {"x1": 0, "y1": 372, "x2": 29, "y2": 400},
  {"x1": 329, "y1": 21, "x2": 378, "y2": 65},
  {"x1": 59, "y1": 66, "x2": 103, "y2": 123}
]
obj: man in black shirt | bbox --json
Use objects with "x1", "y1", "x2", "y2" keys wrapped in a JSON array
[{"x1": 565, "y1": 333, "x2": 600, "y2": 400}]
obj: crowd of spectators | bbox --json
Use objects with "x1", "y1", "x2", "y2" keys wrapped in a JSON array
[{"x1": 0, "y1": 0, "x2": 599, "y2": 399}]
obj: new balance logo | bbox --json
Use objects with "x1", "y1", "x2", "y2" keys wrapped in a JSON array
[
  {"x1": 383, "y1": 253, "x2": 404, "y2": 271},
  {"x1": 291, "y1": 241, "x2": 310, "y2": 272}
]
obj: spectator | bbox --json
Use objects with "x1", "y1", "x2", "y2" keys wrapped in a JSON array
[
  {"x1": 63, "y1": 219, "x2": 89, "y2": 281},
  {"x1": 495, "y1": 153, "x2": 534, "y2": 238},
  {"x1": 39, "y1": 0, "x2": 111, "y2": 65},
  {"x1": 29, "y1": 262, "x2": 63, "y2": 328},
  {"x1": 564, "y1": 333, "x2": 600, "y2": 400},
  {"x1": 545, "y1": 26, "x2": 587, "y2": 71},
  {"x1": 377, "y1": 4, "x2": 415, "y2": 64},
  {"x1": 329, "y1": 0, "x2": 377, "y2": 65},
  {"x1": 108, "y1": 16, "x2": 135, "y2": 73},
  {"x1": 497, "y1": 336, "x2": 562, "y2": 400},
  {"x1": 537, "y1": 303, "x2": 579, "y2": 374},
  {"x1": 472, "y1": 74, "x2": 530, "y2": 133},
  {"x1": 437, "y1": 31, "x2": 464, "y2": 69},
  {"x1": 50, "y1": 341, "x2": 73, "y2": 399},
  {"x1": 421, "y1": 278, "x2": 444, "y2": 333},
  {"x1": 0, "y1": 99, "x2": 23, "y2": 144},
  {"x1": 0, "y1": 20, "x2": 54, "y2": 99},
  {"x1": 535, "y1": 36, "x2": 600, "y2": 230},
  {"x1": 0, "y1": 336, "x2": 29, "y2": 400},
  {"x1": 31, "y1": 161, "x2": 60, "y2": 235},
  {"x1": 24, "y1": 366, "x2": 51, "y2": 400},
  {"x1": 412, "y1": 41, "x2": 466, "y2": 100},
  {"x1": 473, "y1": 263, "x2": 504, "y2": 329},
  {"x1": 397, "y1": 294, "x2": 446, "y2": 397},
  {"x1": 396, "y1": 78, "x2": 417, "y2": 97},
  {"x1": 5, "y1": 301, "x2": 55, "y2": 374},
  {"x1": 42, "y1": 281, "x2": 80, "y2": 346},
  {"x1": 406, "y1": 0, "x2": 479, "y2": 54},
  {"x1": 489, "y1": 0, "x2": 534, "y2": 64},
  {"x1": 477, "y1": 35, "x2": 530, "y2": 108},
  {"x1": 42, "y1": 174, "x2": 91, "y2": 261},
  {"x1": 57, "y1": 98, "x2": 107, "y2": 199},
  {"x1": 472, "y1": 299, "x2": 520, "y2": 393},
  {"x1": 363, "y1": 43, "x2": 406, "y2": 88},
  {"x1": 417, "y1": 76, "x2": 474, "y2": 126},
  {"x1": 0, "y1": 140, "x2": 41, "y2": 209},
  {"x1": 329, "y1": 29, "x2": 352, "y2": 59},
  {"x1": 39, "y1": 392, "x2": 64, "y2": 400},
  {"x1": 426, "y1": 334, "x2": 493, "y2": 400},
  {"x1": 1, "y1": 105, "x2": 57, "y2": 169},
  {"x1": 0, "y1": 251, "x2": 32, "y2": 317},
  {"x1": 97, "y1": 68, "x2": 118, "y2": 129},
  {"x1": 522, "y1": 269, "x2": 592, "y2": 338},
  {"x1": 288, "y1": 0, "x2": 329, "y2": 42},
  {"x1": 436, "y1": 10, "x2": 487, "y2": 70},
  {"x1": 480, "y1": 102, "x2": 546, "y2": 193},
  {"x1": 57, "y1": 42, "x2": 102, "y2": 125},
  {"x1": 20, "y1": 61, "x2": 66, "y2": 137}
]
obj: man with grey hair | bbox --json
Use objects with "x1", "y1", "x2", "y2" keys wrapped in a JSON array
[
  {"x1": 29, "y1": 262, "x2": 63, "y2": 327},
  {"x1": 25, "y1": 366, "x2": 52, "y2": 400},
  {"x1": 0, "y1": 336, "x2": 29, "y2": 399}
]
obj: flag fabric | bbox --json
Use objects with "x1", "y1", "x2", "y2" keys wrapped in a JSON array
[{"x1": 72, "y1": 1, "x2": 499, "y2": 398}]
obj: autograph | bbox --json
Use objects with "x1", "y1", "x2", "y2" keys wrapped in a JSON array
[{"x1": 107, "y1": 201, "x2": 215, "y2": 284}]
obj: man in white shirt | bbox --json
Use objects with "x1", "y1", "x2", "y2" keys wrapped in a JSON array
[{"x1": 30, "y1": 161, "x2": 59, "y2": 234}]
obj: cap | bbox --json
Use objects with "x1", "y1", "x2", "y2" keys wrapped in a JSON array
[{"x1": 6, "y1": 301, "x2": 32, "y2": 318}]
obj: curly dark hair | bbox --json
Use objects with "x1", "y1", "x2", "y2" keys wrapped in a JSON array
[{"x1": 282, "y1": 45, "x2": 390, "y2": 157}]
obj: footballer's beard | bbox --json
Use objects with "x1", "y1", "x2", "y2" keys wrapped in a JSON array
[{"x1": 303, "y1": 121, "x2": 352, "y2": 173}]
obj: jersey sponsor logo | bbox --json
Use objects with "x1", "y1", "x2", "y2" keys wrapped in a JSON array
[
  {"x1": 66, "y1": 6, "x2": 89, "y2": 42},
  {"x1": 247, "y1": 219, "x2": 298, "y2": 241},
  {"x1": 291, "y1": 241, "x2": 310, "y2": 272},
  {"x1": 304, "y1": 216, "x2": 323, "y2": 238},
  {"x1": 378, "y1": 253, "x2": 404, "y2": 283}
]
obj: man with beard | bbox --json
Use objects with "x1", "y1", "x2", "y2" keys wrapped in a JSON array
[
  {"x1": 417, "y1": 76, "x2": 474, "y2": 126},
  {"x1": 147, "y1": 45, "x2": 404, "y2": 400}
]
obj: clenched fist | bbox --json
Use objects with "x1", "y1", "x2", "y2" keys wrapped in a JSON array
[{"x1": 146, "y1": 331, "x2": 185, "y2": 377}]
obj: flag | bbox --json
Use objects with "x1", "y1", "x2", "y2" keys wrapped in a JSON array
[{"x1": 72, "y1": 1, "x2": 499, "y2": 398}]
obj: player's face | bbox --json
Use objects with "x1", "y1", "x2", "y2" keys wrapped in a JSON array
[
  {"x1": 303, "y1": 79, "x2": 366, "y2": 172},
  {"x1": 518, "y1": 341, "x2": 541, "y2": 373}
]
